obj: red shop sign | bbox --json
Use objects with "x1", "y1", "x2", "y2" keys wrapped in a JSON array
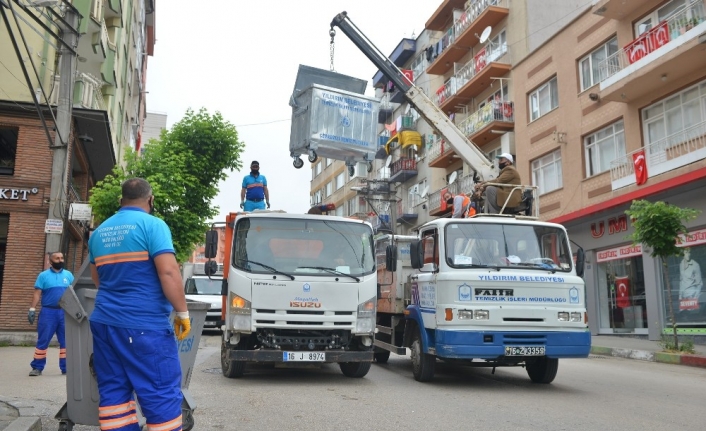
[
  {"x1": 677, "y1": 228, "x2": 706, "y2": 248},
  {"x1": 596, "y1": 244, "x2": 642, "y2": 263}
]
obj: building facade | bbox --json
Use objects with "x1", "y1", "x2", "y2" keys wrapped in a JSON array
[{"x1": 0, "y1": 0, "x2": 156, "y2": 331}]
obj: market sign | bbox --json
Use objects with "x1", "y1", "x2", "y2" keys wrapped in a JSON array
[
  {"x1": 596, "y1": 244, "x2": 642, "y2": 263},
  {"x1": 0, "y1": 187, "x2": 39, "y2": 201},
  {"x1": 69, "y1": 203, "x2": 92, "y2": 221},
  {"x1": 677, "y1": 228, "x2": 706, "y2": 248}
]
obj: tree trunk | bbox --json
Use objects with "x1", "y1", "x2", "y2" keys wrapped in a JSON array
[{"x1": 663, "y1": 261, "x2": 679, "y2": 350}]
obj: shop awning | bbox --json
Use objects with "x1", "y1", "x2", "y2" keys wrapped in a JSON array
[{"x1": 385, "y1": 130, "x2": 421, "y2": 155}]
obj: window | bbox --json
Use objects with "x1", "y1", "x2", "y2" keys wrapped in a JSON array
[
  {"x1": 643, "y1": 80, "x2": 706, "y2": 148},
  {"x1": 410, "y1": 52, "x2": 427, "y2": 82},
  {"x1": 579, "y1": 37, "x2": 618, "y2": 91},
  {"x1": 634, "y1": 0, "x2": 692, "y2": 36},
  {"x1": 335, "y1": 206, "x2": 344, "y2": 217},
  {"x1": 485, "y1": 147, "x2": 502, "y2": 169},
  {"x1": 409, "y1": 179, "x2": 428, "y2": 207},
  {"x1": 584, "y1": 120, "x2": 626, "y2": 177},
  {"x1": 326, "y1": 157, "x2": 332, "y2": 167},
  {"x1": 335, "y1": 172, "x2": 345, "y2": 190},
  {"x1": 486, "y1": 30, "x2": 507, "y2": 62},
  {"x1": 0, "y1": 128, "x2": 18, "y2": 176},
  {"x1": 529, "y1": 77, "x2": 559, "y2": 121},
  {"x1": 325, "y1": 181, "x2": 333, "y2": 197},
  {"x1": 532, "y1": 150, "x2": 563, "y2": 194},
  {"x1": 347, "y1": 197, "x2": 356, "y2": 216}
]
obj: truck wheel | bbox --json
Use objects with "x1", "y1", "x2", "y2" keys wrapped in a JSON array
[
  {"x1": 221, "y1": 340, "x2": 246, "y2": 378},
  {"x1": 526, "y1": 357, "x2": 558, "y2": 384},
  {"x1": 58, "y1": 422, "x2": 73, "y2": 431},
  {"x1": 339, "y1": 361, "x2": 372, "y2": 378},
  {"x1": 373, "y1": 351, "x2": 390, "y2": 364},
  {"x1": 410, "y1": 329, "x2": 435, "y2": 382}
]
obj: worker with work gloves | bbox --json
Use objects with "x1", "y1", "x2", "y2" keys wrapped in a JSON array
[{"x1": 88, "y1": 178, "x2": 190, "y2": 431}]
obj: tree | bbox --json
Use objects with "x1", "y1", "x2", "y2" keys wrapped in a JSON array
[
  {"x1": 89, "y1": 108, "x2": 244, "y2": 262},
  {"x1": 625, "y1": 200, "x2": 700, "y2": 350}
]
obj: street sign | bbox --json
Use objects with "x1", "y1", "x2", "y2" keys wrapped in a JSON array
[
  {"x1": 44, "y1": 219, "x2": 63, "y2": 234},
  {"x1": 69, "y1": 203, "x2": 92, "y2": 221}
]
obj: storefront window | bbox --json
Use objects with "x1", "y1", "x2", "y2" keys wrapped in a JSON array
[
  {"x1": 596, "y1": 245, "x2": 648, "y2": 332},
  {"x1": 664, "y1": 243, "x2": 706, "y2": 327}
]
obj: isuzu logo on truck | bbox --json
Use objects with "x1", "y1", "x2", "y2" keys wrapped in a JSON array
[
  {"x1": 475, "y1": 289, "x2": 514, "y2": 296},
  {"x1": 290, "y1": 301, "x2": 322, "y2": 308}
]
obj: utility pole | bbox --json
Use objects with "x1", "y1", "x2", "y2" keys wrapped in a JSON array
[{"x1": 45, "y1": 5, "x2": 79, "y2": 256}]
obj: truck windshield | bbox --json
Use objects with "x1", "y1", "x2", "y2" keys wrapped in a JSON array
[
  {"x1": 445, "y1": 223, "x2": 573, "y2": 272},
  {"x1": 185, "y1": 277, "x2": 222, "y2": 295},
  {"x1": 233, "y1": 218, "x2": 375, "y2": 277}
]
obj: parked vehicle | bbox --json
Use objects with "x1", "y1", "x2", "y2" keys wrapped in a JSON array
[{"x1": 184, "y1": 274, "x2": 224, "y2": 332}]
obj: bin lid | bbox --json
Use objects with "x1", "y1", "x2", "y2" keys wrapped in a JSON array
[{"x1": 290, "y1": 65, "x2": 367, "y2": 106}]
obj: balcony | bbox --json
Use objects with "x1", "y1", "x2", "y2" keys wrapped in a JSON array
[
  {"x1": 435, "y1": 44, "x2": 511, "y2": 113},
  {"x1": 389, "y1": 158, "x2": 418, "y2": 183},
  {"x1": 426, "y1": 0, "x2": 510, "y2": 76},
  {"x1": 427, "y1": 173, "x2": 476, "y2": 216},
  {"x1": 396, "y1": 201, "x2": 419, "y2": 224},
  {"x1": 457, "y1": 101, "x2": 514, "y2": 146},
  {"x1": 426, "y1": 0, "x2": 467, "y2": 31},
  {"x1": 610, "y1": 120, "x2": 706, "y2": 190},
  {"x1": 597, "y1": 1, "x2": 706, "y2": 103},
  {"x1": 427, "y1": 137, "x2": 457, "y2": 168},
  {"x1": 105, "y1": 0, "x2": 123, "y2": 18},
  {"x1": 74, "y1": 72, "x2": 105, "y2": 110},
  {"x1": 373, "y1": 39, "x2": 416, "y2": 89},
  {"x1": 592, "y1": 0, "x2": 661, "y2": 21},
  {"x1": 368, "y1": 214, "x2": 392, "y2": 233}
]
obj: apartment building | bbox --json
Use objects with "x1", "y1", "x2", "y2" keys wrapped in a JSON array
[
  {"x1": 0, "y1": 0, "x2": 155, "y2": 330},
  {"x1": 513, "y1": 0, "x2": 706, "y2": 340}
]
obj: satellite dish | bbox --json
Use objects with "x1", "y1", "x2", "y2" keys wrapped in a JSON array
[
  {"x1": 479, "y1": 26, "x2": 492, "y2": 44},
  {"x1": 420, "y1": 185, "x2": 429, "y2": 198},
  {"x1": 448, "y1": 171, "x2": 458, "y2": 185},
  {"x1": 385, "y1": 154, "x2": 392, "y2": 167}
]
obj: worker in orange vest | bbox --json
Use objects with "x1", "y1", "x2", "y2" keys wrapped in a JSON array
[{"x1": 443, "y1": 191, "x2": 475, "y2": 218}]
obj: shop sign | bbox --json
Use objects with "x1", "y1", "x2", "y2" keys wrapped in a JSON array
[
  {"x1": 590, "y1": 214, "x2": 629, "y2": 238},
  {"x1": 44, "y1": 219, "x2": 63, "y2": 234},
  {"x1": 676, "y1": 228, "x2": 706, "y2": 248},
  {"x1": 69, "y1": 203, "x2": 92, "y2": 221},
  {"x1": 596, "y1": 244, "x2": 642, "y2": 262},
  {"x1": 0, "y1": 187, "x2": 39, "y2": 201}
]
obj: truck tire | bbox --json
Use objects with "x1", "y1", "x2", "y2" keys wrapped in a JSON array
[
  {"x1": 221, "y1": 340, "x2": 246, "y2": 378},
  {"x1": 410, "y1": 329, "x2": 435, "y2": 382},
  {"x1": 526, "y1": 357, "x2": 558, "y2": 384},
  {"x1": 339, "y1": 361, "x2": 372, "y2": 378},
  {"x1": 373, "y1": 351, "x2": 390, "y2": 364}
]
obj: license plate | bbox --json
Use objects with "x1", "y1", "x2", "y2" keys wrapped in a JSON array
[
  {"x1": 283, "y1": 352, "x2": 326, "y2": 362},
  {"x1": 505, "y1": 346, "x2": 545, "y2": 356}
]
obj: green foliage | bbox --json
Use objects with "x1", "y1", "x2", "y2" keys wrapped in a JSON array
[
  {"x1": 659, "y1": 334, "x2": 696, "y2": 354},
  {"x1": 89, "y1": 108, "x2": 244, "y2": 262},
  {"x1": 625, "y1": 200, "x2": 700, "y2": 259}
]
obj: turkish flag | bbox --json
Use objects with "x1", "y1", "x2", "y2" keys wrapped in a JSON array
[
  {"x1": 615, "y1": 276, "x2": 631, "y2": 309},
  {"x1": 633, "y1": 150, "x2": 648, "y2": 185},
  {"x1": 401, "y1": 69, "x2": 414, "y2": 85}
]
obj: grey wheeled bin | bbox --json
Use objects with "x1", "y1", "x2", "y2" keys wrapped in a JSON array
[{"x1": 55, "y1": 260, "x2": 210, "y2": 431}]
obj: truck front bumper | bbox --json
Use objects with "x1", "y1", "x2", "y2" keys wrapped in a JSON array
[
  {"x1": 228, "y1": 350, "x2": 373, "y2": 363},
  {"x1": 434, "y1": 330, "x2": 591, "y2": 359}
]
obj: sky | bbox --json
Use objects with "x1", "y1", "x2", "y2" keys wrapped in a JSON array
[{"x1": 146, "y1": 1, "x2": 440, "y2": 222}]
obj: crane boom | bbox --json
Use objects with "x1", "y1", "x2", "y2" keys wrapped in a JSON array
[{"x1": 330, "y1": 11, "x2": 496, "y2": 182}]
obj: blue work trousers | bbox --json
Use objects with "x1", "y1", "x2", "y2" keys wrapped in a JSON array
[
  {"x1": 90, "y1": 321, "x2": 183, "y2": 431},
  {"x1": 30, "y1": 307, "x2": 66, "y2": 372},
  {"x1": 244, "y1": 199, "x2": 266, "y2": 211}
]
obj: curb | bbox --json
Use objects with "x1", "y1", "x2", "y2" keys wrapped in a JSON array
[
  {"x1": 591, "y1": 346, "x2": 706, "y2": 369},
  {"x1": 3, "y1": 417, "x2": 41, "y2": 431}
]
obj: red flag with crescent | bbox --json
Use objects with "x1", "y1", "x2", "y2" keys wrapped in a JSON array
[
  {"x1": 615, "y1": 276, "x2": 631, "y2": 309},
  {"x1": 633, "y1": 150, "x2": 647, "y2": 186}
]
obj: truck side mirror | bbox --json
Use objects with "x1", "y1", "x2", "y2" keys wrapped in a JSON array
[
  {"x1": 575, "y1": 247, "x2": 586, "y2": 277},
  {"x1": 410, "y1": 240, "x2": 423, "y2": 269},
  {"x1": 205, "y1": 230, "x2": 219, "y2": 259},
  {"x1": 204, "y1": 260, "x2": 219, "y2": 276},
  {"x1": 385, "y1": 245, "x2": 397, "y2": 272}
]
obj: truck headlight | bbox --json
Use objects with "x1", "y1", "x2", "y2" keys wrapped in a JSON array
[
  {"x1": 356, "y1": 296, "x2": 376, "y2": 334},
  {"x1": 458, "y1": 310, "x2": 474, "y2": 320},
  {"x1": 570, "y1": 312, "x2": 582, "y2": 322},
  {"x1": 558, "y1": 312, "x2": 569, "y2": 321},
  {"x1": 229, "y1": 293, "x2": 251, "y2": 315},
  {"x1": 475, "y1": 310, "x2": 489, "y2": 320}
]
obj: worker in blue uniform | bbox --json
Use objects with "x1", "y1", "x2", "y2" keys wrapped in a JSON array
[
  {"x1": 88, "y1": 178, "x2": 191, "y2": 431},
  {"x1": 240, "y1": 160, "x2": 270, "y2": 211},
  {"x1": 28, "y1": 251, "x2": 74, "y2": 376}
]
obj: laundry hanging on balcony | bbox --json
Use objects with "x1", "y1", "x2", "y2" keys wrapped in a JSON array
[{"x1": 385, "y1": 130, "x2": 422, "y2": 155}]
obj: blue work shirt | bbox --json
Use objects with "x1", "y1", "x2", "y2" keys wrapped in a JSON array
[
  {"x1": 242, "y1": 173, "x2": 267, "y2": 200},
  {"x1": 88, "y1": 207, "x2": 176, "y2": 330},
  {"x1": 34, "y1": 268, "x2": 74, "y2": 307}
]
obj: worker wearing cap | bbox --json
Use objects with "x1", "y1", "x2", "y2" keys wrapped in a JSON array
[
  {"x1": 88, "y1": 178, "x2": 190, "y2": 431},
  {"x1": 475, "y1": 153, "x2": 522, "y2": 214},
  {"x1": 241, "y1": 161, "x2": 270, "y2": 211}
]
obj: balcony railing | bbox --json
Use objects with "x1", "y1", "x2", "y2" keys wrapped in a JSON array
[
  {"x1": 390, "y1": 158, "x2": 417, "y2": 177},
  {"x1": 454, "y1": 0, "x2": 506, "y2": 42},
  {"x1": 434, "y1": 77, "x2": 457, "y2": 106},
  {"x1": 428, "y1": 173, "x2": 477, "y2": 214},
  {"x1": 427, "y1": 137, "x2": 455, "y2": 162},
  {"x1": 610, "y1": 120, "x2": 706, "y2": 189},
  {"x1": 597, "y1": 1, "x2": 706, "y2": 84},
  {"x1": 457, "y1": 101, "x2": 514, "y2": 137}
]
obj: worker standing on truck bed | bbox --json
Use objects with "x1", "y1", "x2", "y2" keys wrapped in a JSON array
[
  {"x1": 88, "y1": 178, "x2": 191, "y2": 431},
  {"x1": 241, "y1": 160, "x2": 270, "y2": 211}
]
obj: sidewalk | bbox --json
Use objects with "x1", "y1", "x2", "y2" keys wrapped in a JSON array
[{"x1": 1, "y1": 332, "x2": 706, "y2": 431}]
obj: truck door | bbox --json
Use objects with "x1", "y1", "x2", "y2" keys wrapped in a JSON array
[{"x1": 414, "y1": 229, "x2": 439, "y2": 329}]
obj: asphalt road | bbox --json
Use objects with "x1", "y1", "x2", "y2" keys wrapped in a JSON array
[{"x1": 3, "y1": 333, "x2": 705, "y2": 431}]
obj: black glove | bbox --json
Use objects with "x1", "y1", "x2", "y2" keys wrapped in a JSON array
[
  {"x1": 266, "y1": 201, "x2": 271, "y2": 209},
  {"x1": 240, "y1": 201, "x2": 244, "y2": 209},
  {"x1": 28, "y1": 309, "x2": 36, "y2": 325}
]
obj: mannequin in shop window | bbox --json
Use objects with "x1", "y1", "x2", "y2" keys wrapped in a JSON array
[{"x1": 679, "y1": 247, "x2": 703, "y2": 313}]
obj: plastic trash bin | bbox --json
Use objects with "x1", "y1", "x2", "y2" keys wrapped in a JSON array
[{"x1": 55, "y1": 260, "x2": 209, "y2": 431}]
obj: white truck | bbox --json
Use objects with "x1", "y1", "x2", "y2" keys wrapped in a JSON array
[
  {"x1": 183, "y1": 263, "x2": 224, "y2": 332},
  {"x1": 204, "y1": 211, "x2": 377, "y2": 378},
  {"x1": 331, "y1": 12, "x2": 591, "y2": 383}
]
